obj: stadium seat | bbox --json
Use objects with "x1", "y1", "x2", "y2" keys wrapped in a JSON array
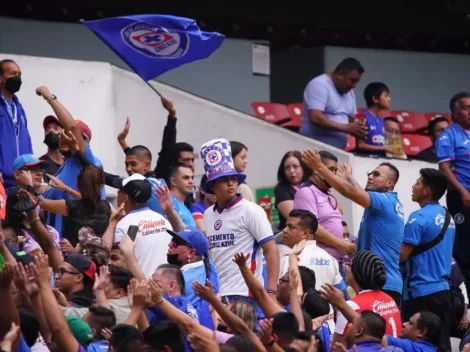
[
  {"x1": 283, "y1": 103, "x2": 303, "y2": 131},
  {"x1": 424, "y1": 112, "x2": 451, "y2": 123},
  {"x1": 251, "y1": 102, "x2": 291, "y2": 125},
  {"x1": 386, "y1": 111, "x2": 428, "y2": 134},
  {"x1": 401, "y1": 134, "x2": 432, "y2": 157},
  {"x1": 345, "y1": 134, "x2": 356, "y2": 152}
]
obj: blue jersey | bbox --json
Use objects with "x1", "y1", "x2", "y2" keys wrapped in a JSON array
[
  {"x1": 362, "y1": 109, "x2": 385, "y2": 156},
  {"x1": 403, "y1": 203, "x2": 455, "y2": 300},
  {"x1": 357, "y1": 192, "x2": 404, "y2": 293},
  {"x1": 386, "y1": 336, "x2": 437, "y2": 352},
  {"x1": 435, "y1": 123, "x2": 470, "y2": 191}
]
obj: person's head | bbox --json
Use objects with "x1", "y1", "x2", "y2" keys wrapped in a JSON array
[
  {"x1": 152, "y1": 264, "x2": 185, "y2": 296},
  {"x1": 218, "y1": 301, "x2": 257, "y2": 333},
  {"x1": 66, "y1": 316, "x2": 93, "y2": 348},
  {"x1": 345, "y1": 310, "x2": 386, "y2": 347},
  {"x1": 83, "y1": 305, "x2": 116, "y2": 340},
  {"x1": 366, "y1": 162, "x2": 399, "y2": 193},
  {"x1": 411, "y1": 168, "x2": 448, "y2": 205},
  {"x1": 331, "y1": 58, "x2": 364, "y2": 94},
  {"x1": 77, "y1": 165, "x2": 104, "y2": 209},
  {"x1": 55, "y1": 253, "x2": 96, "y2": 296},
  {"x1": 427, "y1": 117, "x2": 449, "y2": 141},
  {"x1": 172, "y1": 142, "x2": 195, "y2": 172},
  {"x1": 230, "y1": 141, "x2": 248, "y2": 173},
  {"x1": 301, "y1": 288, "x2": 330, "y2": 318},
  {"x1": 117, "y1": 174, "x2": 152, "y2": 212},
  {"x1": 450, "y1": 92, "x2": 470, "y2": 129},
  {"x1": 384, "y1": 117, "x2": 401, "y2": 138},
  {"x1": 199, "y1": 174, "x2": 217, "y2": 205},
  {"x1": 342, "y1": 221, "x2": 349, "y2": 240},
  {"x1": 125, "y1": 145, "x2": 152, "y2": 176},
  {"x1": 169, "y1": 163, "x2": 194, "y2": 196},
  {"x1": 401, "y1": 312, "x2": 442, "y2": 347},
  {"x1": 19, "y1": 309, "x2": 40, "y2": 347},
  {"x1": 109, "y1": 324, "x2": 144, "y2": 352},
  {"x1": 277, "y1": 151, "x2": 311, "y2": 186},
  {"x1": 104, "y1": 266, "x2": 133, "y2": 300},
  {"x1": 43, "y1": 115, "x2": 63, "y2": 151},
  {"x1": 2, "y1": 219, "x2": 20, "y2": 248},
  {"x1": 109, "y1": 244, "x2": 127, "y2": 269},
  {"x1": 348, "y1": 250, "x2": 387, "y2": 290},
  {"x1": 0, "y1": 59, "x2": 22, "y2": 95},
  {"x1": 226, "y1": 335, "x2": 257, "y2": 352},
  {"x1": 271, "y1": 312, "x2": 300, "y2": 348},
  {"x1": 364, "y1": 82, "x2": 391, "y2": 110},
  {"x1": 283, "y1": 209, "x2": 319, "y2": 248},
  {"x1": 144, "y1": 320, "x2": 185, "y2": 352},
  {"x1": 166, "y1": 226, "x2": 209, "y2": 267},
  {"x1": 311, "y1": 151, "x2": 339, "y2": 190},
  {"x1": 277, "y1": 265, "x2": 317, "y2": 307},
  {"x1": 12, "y1": 154, "x2": 45, "y2": 189}
]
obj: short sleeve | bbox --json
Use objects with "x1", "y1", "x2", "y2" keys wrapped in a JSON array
[
  {"x1": 83, "y1": 144, "x2": 100, "y2": 167},
  {"x1": 334, "y1": 300, "x2": 357, "y2": 335},
  {"x1": 403, "y1": 213, "x2": 424, "y2": 246},
  {"x1": 332, "y1": 258, "x2": 344, "y2": 286},
  {"x1": 368, "y1": 191, "x2": 389, "y2": 214},
  {"x1": 386, "y1": 336, "x2": 413, "y2": 351},
  {"x1": 246, "y1": 203, "x2": 275, "y2": 246},
  {"x1": 435, "y1": 131, "x2": 455, "y2": 162},
  {"x1": 190, "y1": 202, "x2": 205, "y2": 220},
  {"x1": 304, "y1": 82, "x2": 328, "y2": 111},
  {"x1": 275, "y1": 184, "x2": 294, "y2": 205},
  {"x1": 66, "y1": 199, "x2": 80, "y2": 217},
  {"x1": 114, "y1": 221, "x2": 127, "y2": 243},
  {"x1": 294, "y1": 187, "x2": 318, "y2": 215}
]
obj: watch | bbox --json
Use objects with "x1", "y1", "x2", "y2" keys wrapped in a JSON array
[{"x1": 46, "y1": 94, "x2": 57, "y2": 104}]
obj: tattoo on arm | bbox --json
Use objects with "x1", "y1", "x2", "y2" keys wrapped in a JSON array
[{"x1": 346, "y1": 176, "x2": 361, "y2": 189}]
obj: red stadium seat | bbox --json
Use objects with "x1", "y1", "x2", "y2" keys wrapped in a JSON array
[
  {"x1": 345, "y1": 134, "x2": 356, "y2": 152},
  {"x1": 424, "y1": 112, "x2": 451, "y2": 123},
  {"x1": 386, "y1": 111, "x2": 428, "y2": 134},
  {"x1": 283, "y1": 103, "x2": 303, "y2": 131},
  {"x1": 251, "y1": 102, "x2": 291, "y2": 125},
  {"x1": 401, "y1": 134, "x2": 432, "y2": 157}
]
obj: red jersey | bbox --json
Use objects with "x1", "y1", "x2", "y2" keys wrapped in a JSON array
[
  {"x1": 335, "y1": 290, "x2": 402, "y2": 337},
  {"x1": 0, "y1": 182, "x2": 5, "y2": 220}
]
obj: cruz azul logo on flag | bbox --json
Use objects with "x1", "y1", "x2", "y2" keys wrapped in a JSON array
[
  {"x1": 121, "y1": 22, "x2": 190, "y2": 58},
  {"x1": 204, "y1": 146, "x2": 224, "y2": 168}
]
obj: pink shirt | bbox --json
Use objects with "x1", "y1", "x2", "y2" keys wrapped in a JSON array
[
  {"x1": 22, "y1": 225, "x2": 61, "y2": 254},
  {"x1": 293, "y1": 181, "x2": 344, "y2": 260}
]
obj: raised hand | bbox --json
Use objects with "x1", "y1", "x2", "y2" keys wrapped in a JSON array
[
  {"x1": 155, "y1": 186, "x2": 174, "y2": 214},
  {"x1": 110, "y1": 203, "x2": 126, "y2": 223},
  {"x1": 302, "y1": 150, "x2": 323, "y2": 171},
  {"x1": 291, "y1": 239, "x2": 306, "y2": 256},
  {"x1": 60, "y1": 131, "x2": 79, "y2": 153},
  {"x1": 117, "y1": 117, "x2": 131, "y2": 143},
  {"x1": 192, "y1": 280, "x2": 216, "y2": 302},
  {"x1": 161, "y1": 98, "x2": 176, "y2": 117},
  {"x1": 232, "y1": 252, "x2": 250, "y2": 268},
  {"x1": 93, "y1": 265, "x2": 111, "y2": 291},
  {"x1": 46, "y1": 174, "x2": 68, "y2": 192}
]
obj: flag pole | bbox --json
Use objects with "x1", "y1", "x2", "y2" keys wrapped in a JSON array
[{"x1": 145, "y1": 81, "x2": 164, "y2": 98}]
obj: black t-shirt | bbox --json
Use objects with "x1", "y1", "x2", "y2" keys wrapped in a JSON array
[
  {"x1": 39, "y1": 154, "x2": 63, "y2": 182},
  {"x1": 62, "y1": 199, "x2": 111, "y2": 246},
  {"x1": 274, "y1": 183, "x2": 297, "y2": 229},
  {"x1": 415, "y1": 147, "x2": 438, "y2": 163}
]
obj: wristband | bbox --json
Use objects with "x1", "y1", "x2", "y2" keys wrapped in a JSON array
[
  {"x1": 165, "y1": 207, "x2": 176, "y2": 215},
  {"x1": 267, "y1": 289, "x2": 277, "y2": 295},
  {"x1": 263, "y1": 339, "x2": 275, "y2": 347}
]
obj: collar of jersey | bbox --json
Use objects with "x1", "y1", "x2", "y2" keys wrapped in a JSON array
[
  {"x1": 128, "y1": 206, "x2": 151, "y2": 214},
  {"x1": 213, "y1": 193, "x2": 242, "y2": 213},
  {"x1": 181, "y1": 261, "x2": 204, "y2": 272}
]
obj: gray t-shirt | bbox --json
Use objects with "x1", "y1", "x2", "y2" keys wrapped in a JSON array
[{"x1": 300, "y1": 73, "x2": 357, "y2": 149}]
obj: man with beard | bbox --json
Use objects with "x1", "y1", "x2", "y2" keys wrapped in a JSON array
[
  {"x1": 39, "y1": 115, "x2": 64, "y2": 182},
  {"x1": 303, "y1": 150, "x2": 404, "y2": 305},
  {"x1": 35, "y1": 86, "x2": 105, "y2": 237},
  {"x1": 0, "y1": 59, "x2": 33, "y2": 189}
]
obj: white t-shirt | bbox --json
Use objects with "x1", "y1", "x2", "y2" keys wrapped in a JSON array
[
  {"x1": 280, "y1": 240, "x2": 343, "y2": 290},
  {"x1": 115, "y1": 207, "x2": 173, "y2": 277},
  {"x1": 204, "y1": 197, "x2": 275, "y2": 296}
]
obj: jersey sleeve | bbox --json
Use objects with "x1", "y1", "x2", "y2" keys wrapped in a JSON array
[
  {"x1": 386, "y1": 336, "x2": 414, "y2": 350},
  {"x1": 403, "y1": 212, "x2": 424, "y2": 246},
  {"x1": 304, "y1": 82, "x2": 328, "y2": 111},
  {"x1": 294, "y1": 187, "x2": 318, "y2": 215},
  {"x1": 435, "y1": 131, "x2": 455, "y2": 163},
  {"x1": 368, "y1": 191, "x2": 389, "y2": 214},
  {"x1": 275, "y1": 184, "x2": 293, "y2": 204},
  {"x1": 114, "y1": 221, "x2": 127, "y2": 243},
  {"x1": 334, "y1": 300, "x2": 358, "y2": 335},
  {"x1": 246, "y1": 203, "x2": 275, "y2": 246}
]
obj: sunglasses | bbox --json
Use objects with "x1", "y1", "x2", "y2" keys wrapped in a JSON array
[
  {"x1": 55, "y1": 267, "x2": 80, "y2": 278},
  {"x1": 171, "y1": 237, "x2": 191, "y2": 247},
  {"x1": 279, "y1": 277, "x2": 289, "y2": 284},
  {"x1": 367, "y1": 170, "x2": 388, "y2": 179}
]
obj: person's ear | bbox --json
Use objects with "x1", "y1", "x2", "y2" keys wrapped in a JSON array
[
  {"x1": 356, "y1": 327, "x2": 364, "y2": 338},
  {"x1": 75, "y1": 273, "x2": 84, "y2": 284}
]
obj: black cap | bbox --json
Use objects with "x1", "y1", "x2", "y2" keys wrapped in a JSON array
[
  {"x1": 119, "y1": 174, "x2": 152, "y2": 204},
  {"x1": 64, "y1": 253, "x2": 96, "y2": 281}
]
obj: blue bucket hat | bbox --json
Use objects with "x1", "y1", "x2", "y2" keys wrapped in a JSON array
[
  {"x1": 166, "y1": 226, "x2": 209, "y2": 257},
  {"x1": 200, "y1": 138, "x2": 246, "y2": 193}
]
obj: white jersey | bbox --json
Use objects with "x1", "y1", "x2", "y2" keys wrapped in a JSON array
[
  {"x1": 115, "y1": 207, "x2": 172, "y2": 277},
  {"x1": 280, "y1": 240, "x2": 343, "y2": 290},
  {"x1": 204, "y1": 197, "x2": 275, "y2": 296}
]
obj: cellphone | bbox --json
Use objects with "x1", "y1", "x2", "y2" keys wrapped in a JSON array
[{"x1": 127, "y1": 225, "x2": 139, "y2": 241}]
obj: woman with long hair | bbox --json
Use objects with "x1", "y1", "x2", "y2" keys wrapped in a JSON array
[
  {"x1": 190, "y1": 175, "x2": 217, "y2": 232},
  {"x1": 230, "y1": 141, "x2": 255, "y2": 202},
  {"x1": 274, "y1": 151, "x2": 311, "y2": 229},
  {"x1": 33, "y1": 165, "x2": 111, "y2": 246}
]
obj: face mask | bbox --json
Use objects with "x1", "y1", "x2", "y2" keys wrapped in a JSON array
[
  {"x1": 4, "y1": 76, "x2": 22, "y2": 94},
  {"x1": 167, "y1": 254, "x2": 182, "y2": 266},
  {"x1": 43, "y1": 133, "x2": 60, "y2": 150},
  {"x1": 61, "y1": 150, "x2": 72, "y2": 158}
]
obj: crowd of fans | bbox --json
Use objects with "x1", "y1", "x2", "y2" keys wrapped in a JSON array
[{"x1": 0, "y1": 53, "x2": 469, "y2": 352}]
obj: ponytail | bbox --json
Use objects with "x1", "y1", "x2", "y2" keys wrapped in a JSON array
[{"x1": 203, "y1": 255, "x2": 211, "y2": 282}]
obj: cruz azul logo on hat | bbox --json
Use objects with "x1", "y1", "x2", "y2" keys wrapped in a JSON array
[
  {"x1": 121, "y1": 22, "x2": 190, "y2": 58},
  {"x1": 200, "y1": 139, "x2": 246, "y2": 192}
]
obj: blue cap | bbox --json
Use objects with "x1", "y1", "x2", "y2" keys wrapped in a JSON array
[
  {"x1": 12, "y1": 154, "x2": 44, "y2": 171},
  {"x1": 167, "y1": 226, "x2": 209, "y2": 257}
]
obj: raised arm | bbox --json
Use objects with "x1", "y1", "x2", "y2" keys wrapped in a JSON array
[{"x1": 154, "y1": 98, "x2": 177, "y2": 180}]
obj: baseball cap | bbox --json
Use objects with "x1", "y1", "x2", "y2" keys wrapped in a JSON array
[
  {"x1": 66, "y1": 316, "x2": 93, "y2": 347},
  {"x1": 43, "y1": 115, "x2": 62, "y2": 130},
  {"x1": 12, "y1": 154, "x2": 45, "y2": 171},
  {"x1": 120, "y1": 173, "x2": 152, "y2": 204},
  {"x1": 75, "y1": 120, "x2": 92, "y2": 140},
  {"x1": 167, "y1": 226, "x2": 209, "y2": 257},
  {"x1": 64, "y1": 253, "x2": 96, "y2": 281}
]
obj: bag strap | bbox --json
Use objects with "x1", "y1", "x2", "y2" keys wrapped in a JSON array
[{"x1": 410, "y1": 208, "x2": 451, "y2": 258}]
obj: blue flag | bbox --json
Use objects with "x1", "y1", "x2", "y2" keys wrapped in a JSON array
[{"x1": 81, "y1": 15, "x2": 224, "y2": 81}]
